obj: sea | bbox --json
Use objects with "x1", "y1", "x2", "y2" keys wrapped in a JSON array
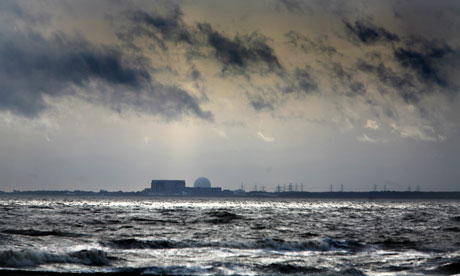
[{"x1": 1, "y1": 196, "x2": 460, "y2": 275}]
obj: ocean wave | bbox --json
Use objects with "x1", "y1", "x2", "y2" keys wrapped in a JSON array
[
  {"x1": 28, "y1": 205, "x2": 54, "y2": 209},
  {"x1": 432, "y1": 259, "x2": 460, "y2": 275},
  {"x1": 375, "y1": 238, "x2": 417, "y2": 249},
  {"x1": 258, "y1": 263, "x2": 325, "y2": 274},
  {"x1": 257, "y1": 263, "x2": 366, "y2": 275},
  {"x1": 0, "y1": 249, "x2": 110, "y2": 267},
  {"x1": 143, "y1": 265, "x2": 210, "y2": 275},
  {"x1": 2, "y1": 229, "x2": 86, "y2": 237},
  {"x1": 443, "y1": 226, "x2": 460, "y2": 232},
  {"x1": 102, "y1": 237, "x2": 363, "y2": 252},
  {"x1": 103, "y1": 238, "x2": 178, "y2": 249},
  {"x1": 334, "y1": 268, "x2": 367, "y2": 276},
  {"x1": 204, "y1": 211, "x2": 241, "y2": 224},
  {"x1": 129, "y1": 217, "x2": 156, "y2": 223}
]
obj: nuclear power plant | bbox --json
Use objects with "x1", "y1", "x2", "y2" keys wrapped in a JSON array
[
  {"x1": 145, "y1": 177, "x2": 231, "y2": 196},
  {"x1": 194, "y1": 177, "x2": 211, "y2": 188},
  {"x1": 150, "y1": 180, "x2": 185, "y2": 193}
]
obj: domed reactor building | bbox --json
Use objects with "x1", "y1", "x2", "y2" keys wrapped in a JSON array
[
  {"x1": 194, "y1": 177, "x2": 211, "y2": 188},
  {"x1": 186, "y1": 177, "x2": 223, "y2": 196}
]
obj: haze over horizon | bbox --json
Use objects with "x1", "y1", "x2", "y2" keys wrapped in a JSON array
[{"x1": 1, "y1": 0, "x2": 460, "y2": 192}]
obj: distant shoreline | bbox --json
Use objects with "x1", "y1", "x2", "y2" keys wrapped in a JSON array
[{"x1": 1, "y1": 190, "x2": 460, "y2": 199}]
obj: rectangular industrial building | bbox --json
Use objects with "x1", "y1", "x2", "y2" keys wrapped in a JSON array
[
  {"x1": 151, "y1": 180, "x2": 185, "y2": 194},
  {"x1": 184, "y1": 187, "x2": 223, "y2": 196}
]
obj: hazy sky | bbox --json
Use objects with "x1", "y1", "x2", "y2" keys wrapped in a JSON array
[{"x1": 1, "y1": 0, "x2": 460, "y2": 192}]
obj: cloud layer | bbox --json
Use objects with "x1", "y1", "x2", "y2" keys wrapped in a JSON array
[
  {"x1": 0, "y1": 4, "x2": 213, "y2": 121},
  {"x1": 1, "y1": 0, "x2": 460, "y2": 141}
]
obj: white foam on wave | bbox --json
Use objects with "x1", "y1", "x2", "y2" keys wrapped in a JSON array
[
  {"x1": 104, "y1": 237, "x2": 362, "y2": 252},
  {"x1": 0, "y1": 248, "x2": 110, "y2": 267}
]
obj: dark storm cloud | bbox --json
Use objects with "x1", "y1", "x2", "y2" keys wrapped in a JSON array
[
  {"x1": 285, "y1": 31, "x2": 338, "y2": 57},
  {"x1": 277, "y1": 0, "x2": 305, "y2": 14},
  {"x1": 295, "y1": 67, "x2": 318, "y2": 93},
  {"x1": 331, "y1": 63, "x2": 351, "y2": 82},
  {"x1": 344, "y1": 20, "x2": 399, "y2": 44},
  {"x1": 138, "y1": 83, "x2": 213, "y2": 121},
  {"x1": 125, "y1": 7, "x2": 193, "y2": 50},
  {"x1": 373, "y1": 63, "x2": 414, "y2": 90},
  {"x1": 321, "y1": 62, "x2": 366, "y2": 97},
  {"x1": 115, "y1": 6, "x2": 192, "y2": 51},
  {"x1": 0, "y1": 0, "x2": 49, "y2": 24},
  {"x1": 342, "y1": 19, "x2": 459, "y2": 104},
  {"x1": 0, "y1": 29, "x2": 213, "y2": 121},
  {"x1": 115, "y1": 3, "x2": 192, "y2": 50},
  {"x1": 357, "y1": 61, "x2": 419, "y2": 103},
  {"x1": 354, "y1": 34, "x2": 459, "y2": 106},
  {"x1": 349, "y1": 81, "x2": 366, "y2": 96},
  {"x1": 341, "y1": 18, "x2": 457, "y2": 90},
  {"x1": 0, "y1": 1, "x2": 27, "y2": 20},
  {"x1": 189, "y1": 65, "x2": 201, "y2": 81},
  {"x1": 248, "y1": 95, "x2": 275, "y2": 112},
  {"x1": 197, "y1": 23, "x2": 282, "y2": 74},
  {"x1": 281, "y1": 66, "x2": 317, "y2": 94},
  {"x1": 394, "y1": 44, "x2": 452, "y2": 87},
  {"x1": 383, "y1": 105, "x2": 397, "y2": 120},
  {"x1": 119, "y1": 6, "x2": 283, "y2": 76}
]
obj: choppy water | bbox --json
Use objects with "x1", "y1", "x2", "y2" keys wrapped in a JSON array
[{"x1": 1, "y1": 197, "x2": 460, "y2": 275}]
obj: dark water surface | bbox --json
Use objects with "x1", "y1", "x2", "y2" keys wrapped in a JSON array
[{"x1": 1, "y1": 197, "x2": 460, "y2": 275}]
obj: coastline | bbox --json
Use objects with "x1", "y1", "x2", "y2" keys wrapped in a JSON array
[{"x1": 1, "y1": 190, "x2": 460, "y2": 199}]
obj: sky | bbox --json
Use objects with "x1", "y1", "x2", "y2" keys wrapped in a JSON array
[{"x1": 1, "y1": 0, "x2": 460, "y2": 192}]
